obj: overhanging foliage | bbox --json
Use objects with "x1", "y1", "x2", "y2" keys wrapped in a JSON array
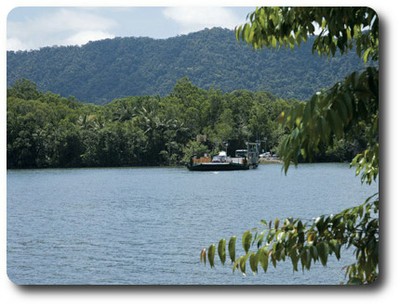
[{"x1": 201, "y1": 7, "x2": 379, "y2": 284}]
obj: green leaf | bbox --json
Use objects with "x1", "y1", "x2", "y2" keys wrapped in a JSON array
[
  {"x1": 316, "y1": 241, "x2": 329, "y2": 266},
  {"x1": 200, "y1": 248, "x2": 207, "y2": 265},
  {"x1": 242, "y1": 230, "x2": 252, "y2": 253},
  {"x1": 274, "y1": 218, "x2": 280, "y2": 230},
  {"x1": 239, "y1": 255, "x2": 247, "y2": 274},
  {"x1": 208, "y1": 244, "x2": 216, "y2": 268},
  {"x1": 243, "y1": 24, "x2": 250, "y2": 41},
  {"x1": 327, "y1": 109, "x2": 344, "y2": 138},
  {"x1": 232, "y1": 258, "x2": 240, "y2": 272},
  {"x1": 310, "y1": 245, "x2": 319, "y2": 262},
  {"x1": 336, "y1": 95, "x2": 348, "y2": 122},
  {"x1": 258, "y1": 247, "x2": 269, "y2": 272},
  {"x1": 256, "y1": 231, "x2": 266, "y2": 248},
  {"x1": 289, "y1": 250, "x2": 299, "y2": 272},
  {"x1": 248, "y1": 28, "x2": 255, "y2": 42},
  {"x1": 315, "y1": 216, "x2": 325, "y2": 234},
  {"x1": 330, "y1": 240, "x2": 341, "y2": 260},
  {"x1": 249, "y1": 252, "x2": 258, "y2": 274},
  {"x1": 271, "y1": 252, "x2": 277, "y2": 268},
  {"x1": 363, "y1": 47, "x2": 371, "y2": 63},
  {"x1": 218, "y1": 239, "x2": 226, "y2": 265},
  {"x1": 297, "y1": 220, "x2": 304, "y2": 233},
  {"x1": 235, "y1": 25, "x2": 242, "y2": 41},
  {"x1": 307, "y1": 231, "x2": 315, "y2": 244},
  {"x1": 228, "y1": 236, "x2": 237, "y2": 262},
  {"x1": 300, "y1": 248, "x2": 311, "y2": 270},
  {"x1": 271, "y1": 36, "x2": 277, "y2": 48}
]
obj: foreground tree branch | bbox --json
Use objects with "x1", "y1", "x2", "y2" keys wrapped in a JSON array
[{"x1": 201, "y1": 7, "x2": 379, "y2": 284}]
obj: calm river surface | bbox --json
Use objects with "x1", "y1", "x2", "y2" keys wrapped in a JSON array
[{"x1": 7, "y1": 163, "x2": 378, "y2": 285}]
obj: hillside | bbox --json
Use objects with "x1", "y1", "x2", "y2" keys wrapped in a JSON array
[{"x1": 7, "y1": 27, "x2": 366, "y2": 104}]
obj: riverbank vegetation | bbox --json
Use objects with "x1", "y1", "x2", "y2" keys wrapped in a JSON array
[{"x1": 7, "y1": 78, "x2": 365, "y2": 169}]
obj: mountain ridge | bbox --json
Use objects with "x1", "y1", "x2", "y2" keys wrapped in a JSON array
[{"x1": 7, "y1": 27, "x2": 366, "y2": 104}]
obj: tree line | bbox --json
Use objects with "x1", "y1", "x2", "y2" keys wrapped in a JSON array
[{"x1": 7, "y1": 78, "x2": 364, "y2": 169}]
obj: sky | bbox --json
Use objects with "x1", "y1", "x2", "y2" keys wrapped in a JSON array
[{"x1": 7, "y1": 6, "x2": 254, "y2": 51}]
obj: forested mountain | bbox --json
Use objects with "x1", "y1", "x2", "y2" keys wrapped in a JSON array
[{"x1": 7, "y1": 28, "x2": 366, "y2": 104}]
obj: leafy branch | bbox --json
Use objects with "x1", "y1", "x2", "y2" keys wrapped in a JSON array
[
  {"x1": 201, "y1": 193, "x2": 379, "y2": 284},
  {"x1": 201, "y1": 6, "x2": 379, "y2": 285},
  {"x1": 278, "y1": 66, "x2": 379, "y2": 184}
]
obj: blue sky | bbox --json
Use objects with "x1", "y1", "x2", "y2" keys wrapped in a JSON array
[{"x1": 7, "y1": 7, "x2": 254, "y2": 51}]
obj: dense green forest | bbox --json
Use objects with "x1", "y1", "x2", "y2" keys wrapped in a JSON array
[
  {"x1": 7, "y1": 28, "x2": 366, "y2": 104},
  {"x1": 7, "y1": 78, "x2": 364, "y2": 169}
]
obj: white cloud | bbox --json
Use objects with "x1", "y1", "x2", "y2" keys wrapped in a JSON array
[
  {"x1": 163, "y1": 7, "x2": 243, "y2": 34},
  {"x1": 7, "y1": 8, "x2": 117, "y2": 50},
  {"x1": 7, "y1": 37, "x2": 28, "y2": 51},
  {"x1": 7, "y1": 7, "x2": 249, "y2": 51},
  {"x1": 65, "y1": 30, "x2": 115, "y2": 46}
]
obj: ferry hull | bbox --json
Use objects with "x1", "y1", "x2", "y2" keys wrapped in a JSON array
[{"x1": 186, "y1": 162, "x2": 252, "y2": 171}]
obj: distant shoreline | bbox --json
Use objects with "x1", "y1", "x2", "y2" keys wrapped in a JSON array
[
  {"x1": 258, "y1": 158, "x2": 283, "y2": 164},
  {"x1": 5, "y1": 160, "x2": 355, "y2": 171}
]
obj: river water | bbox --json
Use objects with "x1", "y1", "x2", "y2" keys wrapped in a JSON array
[{"x1": 7, "y1": 163, "x2": 378, "y2": 285}]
